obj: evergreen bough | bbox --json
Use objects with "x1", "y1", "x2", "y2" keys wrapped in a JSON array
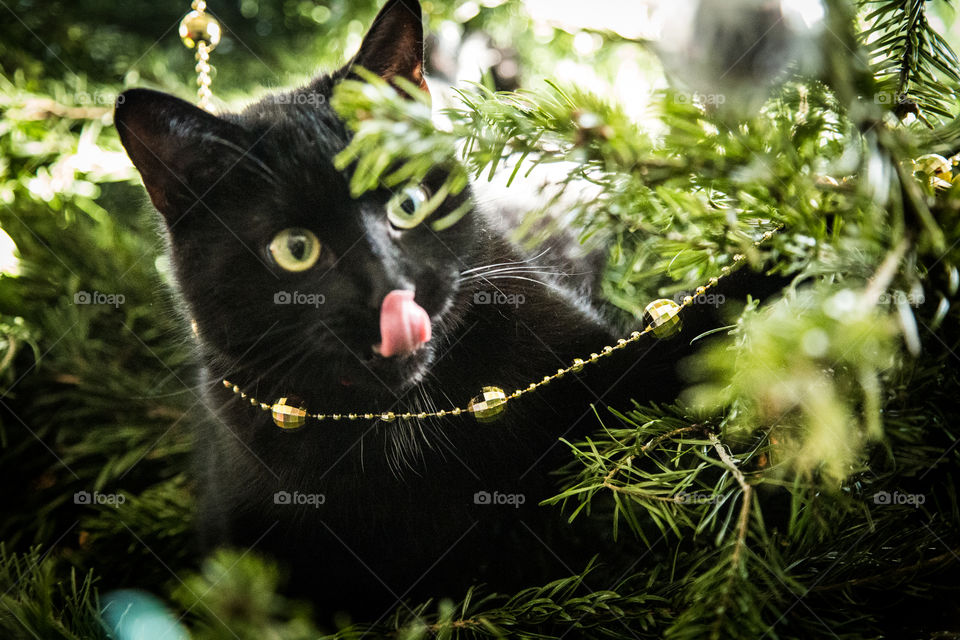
[{"x1": 1, "y1": 0, "x2": 959, "y2": 637}]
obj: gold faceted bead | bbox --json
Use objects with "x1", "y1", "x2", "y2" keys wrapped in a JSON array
[
  {"x1": 271, "y1": 397, "x2": 307, "y2": 430},
  {"x1": 179, "y1": 10, "x2": 221, "y2": 50},
  {"x1": 468, "y1": 386, "x2": 507, "y2": 423},
  {"x1": 571, "y1": 358, "x2": 585, "y2": 372},
  {"x1": 914, "y1": 153, "x2": 952, "y2": 176},
  {"x1": 914, "y1": 153, "x2": 955, "y2": 189},
  {"x1": 643, "y1": 298, "x2": 683, "y2": 339},
  {"x1": 380, "y1": 412, "x2": 396, "y2": 422}
]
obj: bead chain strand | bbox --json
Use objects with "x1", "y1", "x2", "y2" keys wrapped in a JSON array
[
  {"x1": 176, "y1": 0, "x2": 782, "y2": 427},
  {"x1": 179, "y1": 0, "x2": 221, "y2": 111},
  {"x1": 223, "y1": 227, "x2": 782, "y2": 427}
]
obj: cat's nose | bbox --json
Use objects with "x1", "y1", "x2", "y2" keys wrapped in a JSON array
[
  {"x1": 354, "y1": 256, "x2": 413, "y2": 310},
  {"x1": 367, "y1": 281, "x2": 415, "y2": 310}
]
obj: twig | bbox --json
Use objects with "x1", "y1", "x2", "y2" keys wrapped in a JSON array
[
  {"x1": 602, "y1": 485, "x2": 689, "y2": 502},
  {"x1": 603, "y1": 424, "x2": 703, "y2": 489},
  {"x1": 860, "y1": 236, "x2": 910, "y2": 310},
  {"x1": 705, "y1": 429, "x2": 754, "y2": 640},
  {"x1": 8, "y1": 98, "x2": 112, "y2": 121},
  {"x1": 813, "y1": 547, "x2": 960, "y2": 592},
  {"x1": 706, "y1": 430, "x2": 753, "y2": 568},
  {"x1": 0, "y1": 335, "x2": 17, "y2": 375}
]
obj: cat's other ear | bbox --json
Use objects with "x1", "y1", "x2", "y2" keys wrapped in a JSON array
[
  {"x1": 114, "y1": 88, "x2": 247, "y2": 221},
  {"x1": 347, "y1": 0, "x2": 429, "y2": 94}
]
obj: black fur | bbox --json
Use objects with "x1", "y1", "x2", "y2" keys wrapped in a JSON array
[{"x1": 115, "y1": 0, "x2": 775, "y2": 619}]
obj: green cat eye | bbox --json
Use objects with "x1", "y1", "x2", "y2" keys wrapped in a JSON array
[
  {"x1": 386, "y1": 185, "x2": 432, "y2": 229},
  {"x1": 269, "y1": 228, "x2": 322, "y2": 272}
]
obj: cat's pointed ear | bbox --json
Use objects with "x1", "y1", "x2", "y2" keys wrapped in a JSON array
[
  {"x1": 347, "y1": 0, "x2": 429, "y2": 95},
  {"x1": 114, "y1": 88, "x2": 246, "y2": 220}
]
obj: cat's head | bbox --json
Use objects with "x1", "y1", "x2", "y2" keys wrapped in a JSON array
[{"x1": 115, "y1": 0, "x2": 477, "y2": 405}]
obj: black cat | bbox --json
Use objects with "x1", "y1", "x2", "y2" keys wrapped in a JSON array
[{"x1": 115, "y1": 0, "x2": 762, "y2": 619}]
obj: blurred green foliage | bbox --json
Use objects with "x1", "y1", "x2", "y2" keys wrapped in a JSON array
[{"x1": 2, "y1": 0, "x2": 960, "y2": 638}]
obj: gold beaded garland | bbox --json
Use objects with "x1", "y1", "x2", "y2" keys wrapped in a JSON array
[
  {"x1": 179, "y1": 10, "x2": 221, "y2": 49},
  {"x1": 219, "y1": 223, "x2": 782, "y2": 429},
  {"x1": 179, "y1": 1, "x2": 221, "y2": 111},
  {"x1": 271, "y1": 397, "x2": 307, "y2": 430},
  {"x1": 219, "y1": 225, "x2": 779, "y2": 429},
  {"x1": 467, "y1": 387, "x2": 508, "y2": 423},
  {"x1": 183, "y1": 0, "x2": 785, "y2": 432},
  {"x1": 643, "y1": 299, "x2": 683, "y2": 338}
]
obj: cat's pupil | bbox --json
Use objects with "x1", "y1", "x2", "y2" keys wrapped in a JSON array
[
  {"x1": 288, "y1": 235, "x2": 309, "y2": 260},
  {"x1": 400, "y1": 196, "x2": 417, "y2": 215}
]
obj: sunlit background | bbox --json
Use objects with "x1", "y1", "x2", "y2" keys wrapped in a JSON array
[{"x1": 2, "y1": 0, "x2": 960, "y2": 277}]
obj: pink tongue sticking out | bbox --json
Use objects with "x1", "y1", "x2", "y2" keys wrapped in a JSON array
[{"x1": 378, "y1": 290, "x2": 432, "y2": 358}]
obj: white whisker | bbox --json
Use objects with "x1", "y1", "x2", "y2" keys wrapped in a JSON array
[
  {"x1": 477, "y1": 275, "x2": 559, "y2": 286},
  {"x1": 459, "y1": 248, "x2": 553, "y2": 275},
  {"x1": 460, "y1": 269, "x2": 565, "y2": 282}
]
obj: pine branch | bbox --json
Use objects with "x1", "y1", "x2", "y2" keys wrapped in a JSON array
[
  {"x1": 0, "y1": 545, "x2": 106, "y2": 639},
  {"x1": 2, "y1": 2, "x2": 960, "y2": 638},
  {"x1": 860, "y1": 0, "x2": 960, "y2": 123},
  {"x1": 813, "y1": 546, "x2": 960, "y2": 591}
]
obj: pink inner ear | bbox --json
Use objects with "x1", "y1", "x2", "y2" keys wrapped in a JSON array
[
  {"x1": 410, "y1": 61, "x2": 429, "y2": 93},
  {"x1": 381, "y1": 60, "x2": 430, "y2": 95}
]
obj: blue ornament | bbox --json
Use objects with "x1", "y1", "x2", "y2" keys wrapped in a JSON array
[{"x1": 100, "y1": 589, "x2": 189, "y2": 640}]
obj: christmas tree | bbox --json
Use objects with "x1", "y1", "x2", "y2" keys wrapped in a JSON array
[{"x1": 1, "y1": 0, "x2": 959, "y2": 638}]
